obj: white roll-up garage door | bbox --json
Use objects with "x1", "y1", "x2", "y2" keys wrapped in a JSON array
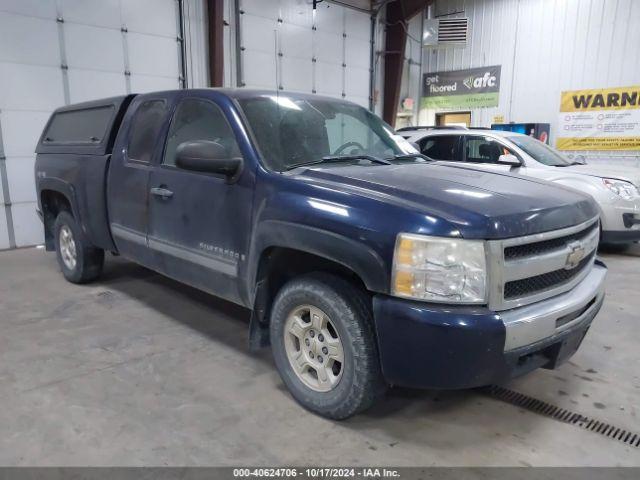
[
  {"x1": 238, "y1": 0, "x2": 372, "y2": 108},
  {"x1": 0, "y1": 0, "x2": 185, "y2": 249}
]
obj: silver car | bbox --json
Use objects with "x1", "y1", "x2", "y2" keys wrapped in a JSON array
[{"x1": 402, "y1": 127, "x2": 640, "y2": 243}]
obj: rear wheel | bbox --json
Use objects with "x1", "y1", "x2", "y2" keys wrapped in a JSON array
[
  {"x1": 270, "y1": 273, "x2": 385, "y2": 419},
  {"x1": 53, "y1": 211, "x2": 104, "y2": 283}
]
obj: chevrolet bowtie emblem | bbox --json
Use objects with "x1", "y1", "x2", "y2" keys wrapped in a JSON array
[{"x1": 565, "y1": 241, "x2": 586, "y2": 269}]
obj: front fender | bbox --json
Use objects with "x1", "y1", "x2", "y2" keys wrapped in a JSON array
[{"x1": 246, "y1": 219, "x2": 389, "y2": 298}]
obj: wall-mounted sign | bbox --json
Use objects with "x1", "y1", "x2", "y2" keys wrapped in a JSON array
[
  {"x1": 421, "y1": 65, "x2": 501, "y2": 109},
  {"x1": 557, "y1": 85, "x2": 640, "y2": 151}
]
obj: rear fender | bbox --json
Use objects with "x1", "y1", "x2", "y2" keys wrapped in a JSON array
[
  {"x1": 38, "y1": 177, "x2": 80, "y2": 219},
  {"x1": 38, "y1": 178, "x2": 80, "y2": 250}
]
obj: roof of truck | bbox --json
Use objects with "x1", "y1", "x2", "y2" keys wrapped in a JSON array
[{"x1": 127, "y1": 88, "x2": 365, "y2": 106}]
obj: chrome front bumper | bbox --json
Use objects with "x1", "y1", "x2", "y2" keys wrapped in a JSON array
[{"x1": 500, "y1": 262, "x2": 607, "y2": 351}]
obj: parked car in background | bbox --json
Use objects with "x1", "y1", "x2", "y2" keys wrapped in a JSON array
[
  {"x1": 400, "y1": 127, "x2": 640, "y2": 244},
  {"x1": 35, "y1": 90, "x2": 606, "y2": 419}
]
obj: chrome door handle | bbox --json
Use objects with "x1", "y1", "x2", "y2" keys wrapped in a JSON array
[{"x1": 150, "y1": 187, "x2": 174, "y2": 199}]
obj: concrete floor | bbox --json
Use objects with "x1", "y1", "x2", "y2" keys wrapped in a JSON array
[{"x1": 0, "y1": 245, "x2": 638, "y2": 466}]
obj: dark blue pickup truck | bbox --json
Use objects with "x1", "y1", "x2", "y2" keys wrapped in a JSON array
[{"x1": 35, "y1": 89, "x2": 606, "y2": 419}]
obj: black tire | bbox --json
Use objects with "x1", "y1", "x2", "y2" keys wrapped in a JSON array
[
  {"x1": 270, "y1": 273, "x2": 386, "y2": 419},
  {"x1": 53, "y1": 211, "x2": 104, "y2": 284}
]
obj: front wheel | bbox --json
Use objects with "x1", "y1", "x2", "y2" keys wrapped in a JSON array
[
  {"x1": 270, "y1": 273, "x2": 386, "y2": 419},
  {"x1": 53, "y1": 211, "x2": 104, "y2": 283}
]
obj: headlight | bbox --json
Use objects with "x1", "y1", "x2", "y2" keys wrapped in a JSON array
[
  {"x1": 602, "y1": 178, "x2": 639, "y2": 201},
  {"x1": 392, "y1": 234, "x2": 487, "y2": 303}
]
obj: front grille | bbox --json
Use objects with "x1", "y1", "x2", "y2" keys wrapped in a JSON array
[
  {"x1": 504, "y1": 251, "x2": 595, "y2": 299},
  {"x1": 488, "y1": 217, "x2": 600, "y2": 310},
  {"x1": 504, "y1": 222, "x2": 598, "y2": 260}
]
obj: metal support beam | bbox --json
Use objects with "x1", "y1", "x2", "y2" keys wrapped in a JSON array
[
  {"x1": 207, "y1": 0, "x2": 225, "y2": 87},
  {"x1": 176, "y1": 0, "x2": 187, "y2": 88},
  {"x1": 382, "y1": 0, "x2": 431, "y2": 126}
]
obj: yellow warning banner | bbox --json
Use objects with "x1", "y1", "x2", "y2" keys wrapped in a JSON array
[
  {"x1": 558, "y1": 87, "x2": 640, "y2": 151},
  {"x1": 557, "y1": 137, "x2": 640, "y2": 151},
  {"x1": 560, "y1": 86, "x2": 640, "y2": 112}
]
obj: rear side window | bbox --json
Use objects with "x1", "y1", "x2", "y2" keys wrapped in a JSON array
[
  {"x1": 43, "y1": 106, "x2": 114, "y2": 144},
  {"x1": 420, "y1": 135, "x2": 460, "y2": 161},
  {"x1": 127, "y1": 100, "x2": 167, "y2": 163}
]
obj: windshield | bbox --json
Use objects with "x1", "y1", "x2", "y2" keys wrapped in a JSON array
[
  {"x1": 507, "y1": 135, "x2": 572, "y2": 166},
  {"x1": 237, "y1": 95, "x2": 417, "y2": 171}
]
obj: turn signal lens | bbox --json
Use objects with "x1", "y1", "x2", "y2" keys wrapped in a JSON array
[
  {"x1": 396, "y1": 237, "x2": 415, "y2": 265},
  {"x1": 393, "y1": 270, "x2": 415, "y2": 296}
]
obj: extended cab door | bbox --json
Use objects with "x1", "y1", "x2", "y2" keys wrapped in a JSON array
[
  {"x1": 107, "y1": 96, "x2": 170, "y2": 267},
  {"x1": 146, "y1": 96, "x2": 254, "y2": 305}
]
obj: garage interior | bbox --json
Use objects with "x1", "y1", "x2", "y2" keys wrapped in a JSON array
[{"x1": 1, "y1": 0, "x2": 639, "y2": 469}]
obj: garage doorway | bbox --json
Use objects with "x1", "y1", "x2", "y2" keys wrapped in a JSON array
[{"x1": 436, "y1": 112, "x2": 471, "y2": 127}]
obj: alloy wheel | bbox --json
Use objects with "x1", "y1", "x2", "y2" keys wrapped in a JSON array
[
  {"x1": 283, "y1": 305, "x2": 345, "y2": 392},
  {"x1": 59, "y1": 225, "x2": 77, "y2": 270}
]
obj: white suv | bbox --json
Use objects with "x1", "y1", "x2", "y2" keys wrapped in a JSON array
[{"x1": 401, "y1": 127, "x2": 640, "y2": 243}]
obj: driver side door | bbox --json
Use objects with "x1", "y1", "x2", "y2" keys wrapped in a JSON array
[{"x1": 147, "y1": 97, "x2": 253, "y2": 305}]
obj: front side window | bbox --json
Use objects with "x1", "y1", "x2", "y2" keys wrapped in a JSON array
[
  {"x1": 507, "y1": 135, "x2": 571, "y2": 166},
  {"x1": 163, "y1": 99, "x2": 241, "y2": 167},
  {"x1": 465, "y1": 136, "x2": 514, "y2": 164},
  {"x1": 128, "y1": 100, "x2": 167, "y2": 163},
  {"x1": 420, "y1": 135, "x2": 460, "y2": 161},
  {"x1": 237, "y1": 95, "x2": 413, "y2": 171}
]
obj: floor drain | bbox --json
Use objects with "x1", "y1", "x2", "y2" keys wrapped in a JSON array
[{"x1": 483, "y1": 385, "x2": 640, "y2": 448}]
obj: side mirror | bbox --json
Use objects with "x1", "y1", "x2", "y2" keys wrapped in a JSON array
[
  {"x1": 410, "y1": 141, "x2": 420, "y2": 152},
  {"x1": 497, "y1": 153, "x2": 522, "y2": 167},
  {"x1": 176, "y1": 140, "x2": 242, "y2": 178}
]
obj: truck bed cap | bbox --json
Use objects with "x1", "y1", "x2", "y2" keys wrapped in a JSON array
[{"x1": 36, "y1": 94, "x2": 136, "y2": 156}]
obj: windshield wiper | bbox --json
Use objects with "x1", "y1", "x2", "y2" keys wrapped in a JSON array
[
  {"x1": 555, "y1": 161, "x2": 582, "y2": 167},
  {"x1": 285, "y1": 154, "x2": 391, "y2": 171},
  {"x1": 389, "y1": 153, "x2": 433, "y2": 162},
  {"x1": 322, "y1": 154, "x2": 392, "y2": 165}
]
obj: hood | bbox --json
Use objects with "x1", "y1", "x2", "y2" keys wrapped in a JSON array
[
  {"x1": 295, "y1": 162, "x2": 598, "y2": 239},
  {"x1": 559, "y1": 164, "x2": 640, "y2": 187}
]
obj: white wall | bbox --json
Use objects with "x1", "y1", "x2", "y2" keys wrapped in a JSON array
[
  {"x1": 417, "y1": 0, "x2": 640, "y2": 166},
  {"x1": 0, "y1": 0, "x2": 207, "y2": 250}
]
